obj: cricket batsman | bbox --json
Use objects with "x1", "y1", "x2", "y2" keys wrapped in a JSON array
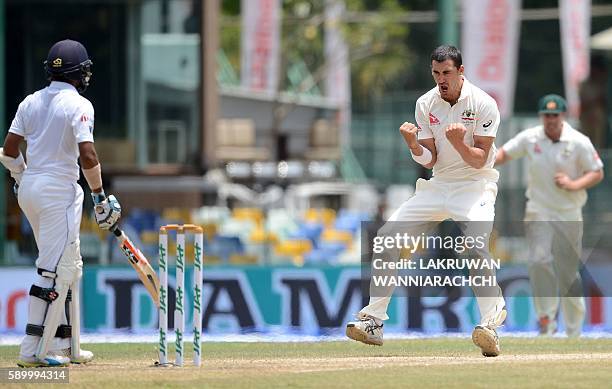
[
  {"x1": 496, "y1": 94, "x2": 604, "y2": 336},
  {"x1": 346, "y1": 45, "x2": 506, "y2": 356},
  {"x1": 1, "y1": 39, "x2": 121, "y2": 367}
]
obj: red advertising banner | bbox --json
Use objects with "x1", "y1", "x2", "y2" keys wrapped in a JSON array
[
  {"x1": 462, "y1": 0, "x2": 521, "y2": 118},
  {"x1": 560, "y1": 0, "x2": 591, "y2": 119},
  {"x1": 240, "y1": 0, "x2": 281, "y2": 94}
]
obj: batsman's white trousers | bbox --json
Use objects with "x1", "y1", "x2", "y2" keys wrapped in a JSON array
[
  {"x1": 525, "y1": 208, "x2": 584, "y2": 336},
  {"x1": 360, "y1": 177, "x2": 506, "y2": 327},
  {"x1": 17, "y1": 174, "x2": 84, "y2": 357}
]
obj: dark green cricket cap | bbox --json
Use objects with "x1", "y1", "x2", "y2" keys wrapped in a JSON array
[{"x1": 538, "y1": 94, "x2": 567, "y2": 114}]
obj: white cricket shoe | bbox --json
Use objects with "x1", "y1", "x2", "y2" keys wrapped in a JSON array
[
  {"x1": 346, "y1": 313, "x2": 384, "y2": 346},
  {"x1": 17, "y1": 354, "x2": 70, "y2": 368},
  {"x1": 472, "y1": 325, "x2": 500, "y2": 357},
  {"x1": 58, "y1": 347, "x2": 94, "y2": 364},
  {"x1": 472, "y1": 308, "x2": 507, "y2": 357}
]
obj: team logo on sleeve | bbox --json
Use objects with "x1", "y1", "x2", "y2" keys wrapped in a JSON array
[
  {"x1": 80, "y1": 113, "x2": 94, "y2": 133},
  {"x1": 429, "y1": 113, "x2": 440, "y2": 125},
  {"x1": 483, "y1": 120, "x2": 493, "y2": 128}
]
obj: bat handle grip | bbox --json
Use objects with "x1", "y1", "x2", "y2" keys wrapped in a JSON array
[{"x1": 111, "y1": 224, "x2": 122, "y2": 237}]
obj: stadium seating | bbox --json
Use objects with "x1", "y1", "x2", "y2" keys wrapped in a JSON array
[
  {"x1": 219, "y1": 218, "x2": 256, "y2": 243},
  {"x1": 303, "y1": 208, "x2": 336, "y2": 227},
  {"x1": 334, "y1": 209, "x2": 370, "y2": 234},
  {"x1": 229, "y1": 253, "x2": 259, "y2": 265},
  {"x1": 162, "y1": 207, "x2": 193, "y2": 225},
  {"x1": 83, "y1": 204, "x2": 366, "y2": 266},
  {"x1": 123, "y1": 208, "x2": 158, "y2": 231},
  {"x1": 288, "y1": 223, "x2": 324, "y2": 247},
  {"x1": 232, "y1": 207, "x2": 264, "y2": 226},
  {"x1": 205, "y1": 235, "x2": 245, "y2": 263},
  {"x1": 192, "y1": 206, "x2": 231, "y2": 225},
  {"x1": 273, "y1": 239, "x2": 313, "y2": 265},
  {"x1": 249, "y1": 227, "x2": 278, "y2": 244},
  {"x1": 304, "y1": 242, "x2": 346, "y2": 264},
  {"x1": 265, "y1": 208, "x2": 299, "y2": 240},
  {"x1": 320, "y1": 229, "x2": 353, "y2": 246}
]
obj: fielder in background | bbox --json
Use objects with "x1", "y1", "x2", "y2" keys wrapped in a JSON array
[
  {"x1": 496, "y1": 94, "x2": 604, "y2": 337},
  {"x1": 1, "y1": 39, "x2": 121, "y2": 367},
  {"x1": 346, "y1": 45, "x2": 507, "y2": 357}
]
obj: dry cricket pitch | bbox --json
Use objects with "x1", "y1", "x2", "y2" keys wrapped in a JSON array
[{"x1": 1, "y1": 338, "x2": 612, "y2": 388}]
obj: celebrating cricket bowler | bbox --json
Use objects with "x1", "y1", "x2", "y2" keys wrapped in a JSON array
[
  {"x1": 1, "y1": 39, "x2": 121, "y2": 367},
  {"x1": 346, "y1": 45, "x2": 507, "y2": 357},
  {"x1": 496, "y1": 94, "x2": 604, "y2": 337}
]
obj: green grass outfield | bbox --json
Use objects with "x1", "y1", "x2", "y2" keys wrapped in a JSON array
[{"x1": 1, "y1": 338, "x2": 612, "y2": 388}]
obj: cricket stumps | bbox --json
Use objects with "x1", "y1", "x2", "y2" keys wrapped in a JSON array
[{"x1": 158, "y1": 224, "x2": 204, "y2": 367}]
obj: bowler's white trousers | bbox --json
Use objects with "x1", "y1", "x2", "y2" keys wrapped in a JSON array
[
  {"x1": 360, "y1": 177, "x2": 506, "y2": 328},
  {"x1": 18, "y1": 174, "x2": 84, "y2": 357}
]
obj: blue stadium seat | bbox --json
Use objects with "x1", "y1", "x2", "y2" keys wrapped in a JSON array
[
  {"x1": 125, "y1": 208, "x2": 159, "y2": 233},
  {"x1": 334, "y1": 211, "x2": 368, "y2": 234},
  {"x1": 304, "y1": 242, "x2": 346, "y2": 264},
  {"x1": 206, "y1": 235, "x2": 245, "y2": 263},
  {"x1": 337, "y1": 209, "x2": 370, "y2": 220},
  {"x1": 288, "y1": 223, "x2": 324, "y2": 247}
]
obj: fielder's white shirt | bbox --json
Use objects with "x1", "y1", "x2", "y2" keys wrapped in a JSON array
[
  {"x1": 9, "y1": 81, "x2": 95, "y2": 182},
  {"x1": 415, "y1": 77, "x2": 501, "y2": 182},
  {"x1": 502, "y1": 122, "x2": 604, "y2": 213}
]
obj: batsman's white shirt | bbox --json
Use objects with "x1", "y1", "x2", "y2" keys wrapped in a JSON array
[
  {"x1": 360, "y1": 78, "x2": 505, "y2": 326},
  {"x1": 415, "y1": 77, "x2": 501, "y2": 182},
  {"x1": 9, "y1": 81, "x2": 94, "y2": 182},
  {"x1": 501, "y1": 122, "x2": 603, "y2": 218},
  {"x1": 8, "y1": 81, "x2": 93, "y2": 272}
]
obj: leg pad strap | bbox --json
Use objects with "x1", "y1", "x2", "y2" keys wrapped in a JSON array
[
  {"x1": 37, "y1": 268, "x2": 57, "y2": 279},
  {"x1": 26, "y1": 324, "x2": 72, "y2": 338},
  {"x1": 29, "y1": 285, "x2": 71, "y2": 303}
]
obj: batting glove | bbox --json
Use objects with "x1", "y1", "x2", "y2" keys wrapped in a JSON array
[{"x1": 92, "y1": 191, "x2": 122, "y2": 230}]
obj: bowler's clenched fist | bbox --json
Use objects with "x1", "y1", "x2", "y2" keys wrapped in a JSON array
[
  {"x1": 554, "y1": 172, "x2": 576, "y2": 191},
  {"x1": 399, "y1": 122, "x2": 420, "y2": 148},
  {"x1": 445, "y1": 123, "x2": 467, "y2": 145}
]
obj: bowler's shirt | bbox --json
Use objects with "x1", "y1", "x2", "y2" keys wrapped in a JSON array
[
  {"x1": 415, "y1": 77, "x2": 501, "y2": 182},
  {"x1": 9, "y1": 81, "x2": 95, "y2": 182},
  {"x1": 502, "y1": 122, "x2": 603, "y2": 212}
]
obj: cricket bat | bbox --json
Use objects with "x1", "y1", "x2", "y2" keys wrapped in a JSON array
[{"x1": 111, "y1": 226, "x2": 160, "y2": 307}]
